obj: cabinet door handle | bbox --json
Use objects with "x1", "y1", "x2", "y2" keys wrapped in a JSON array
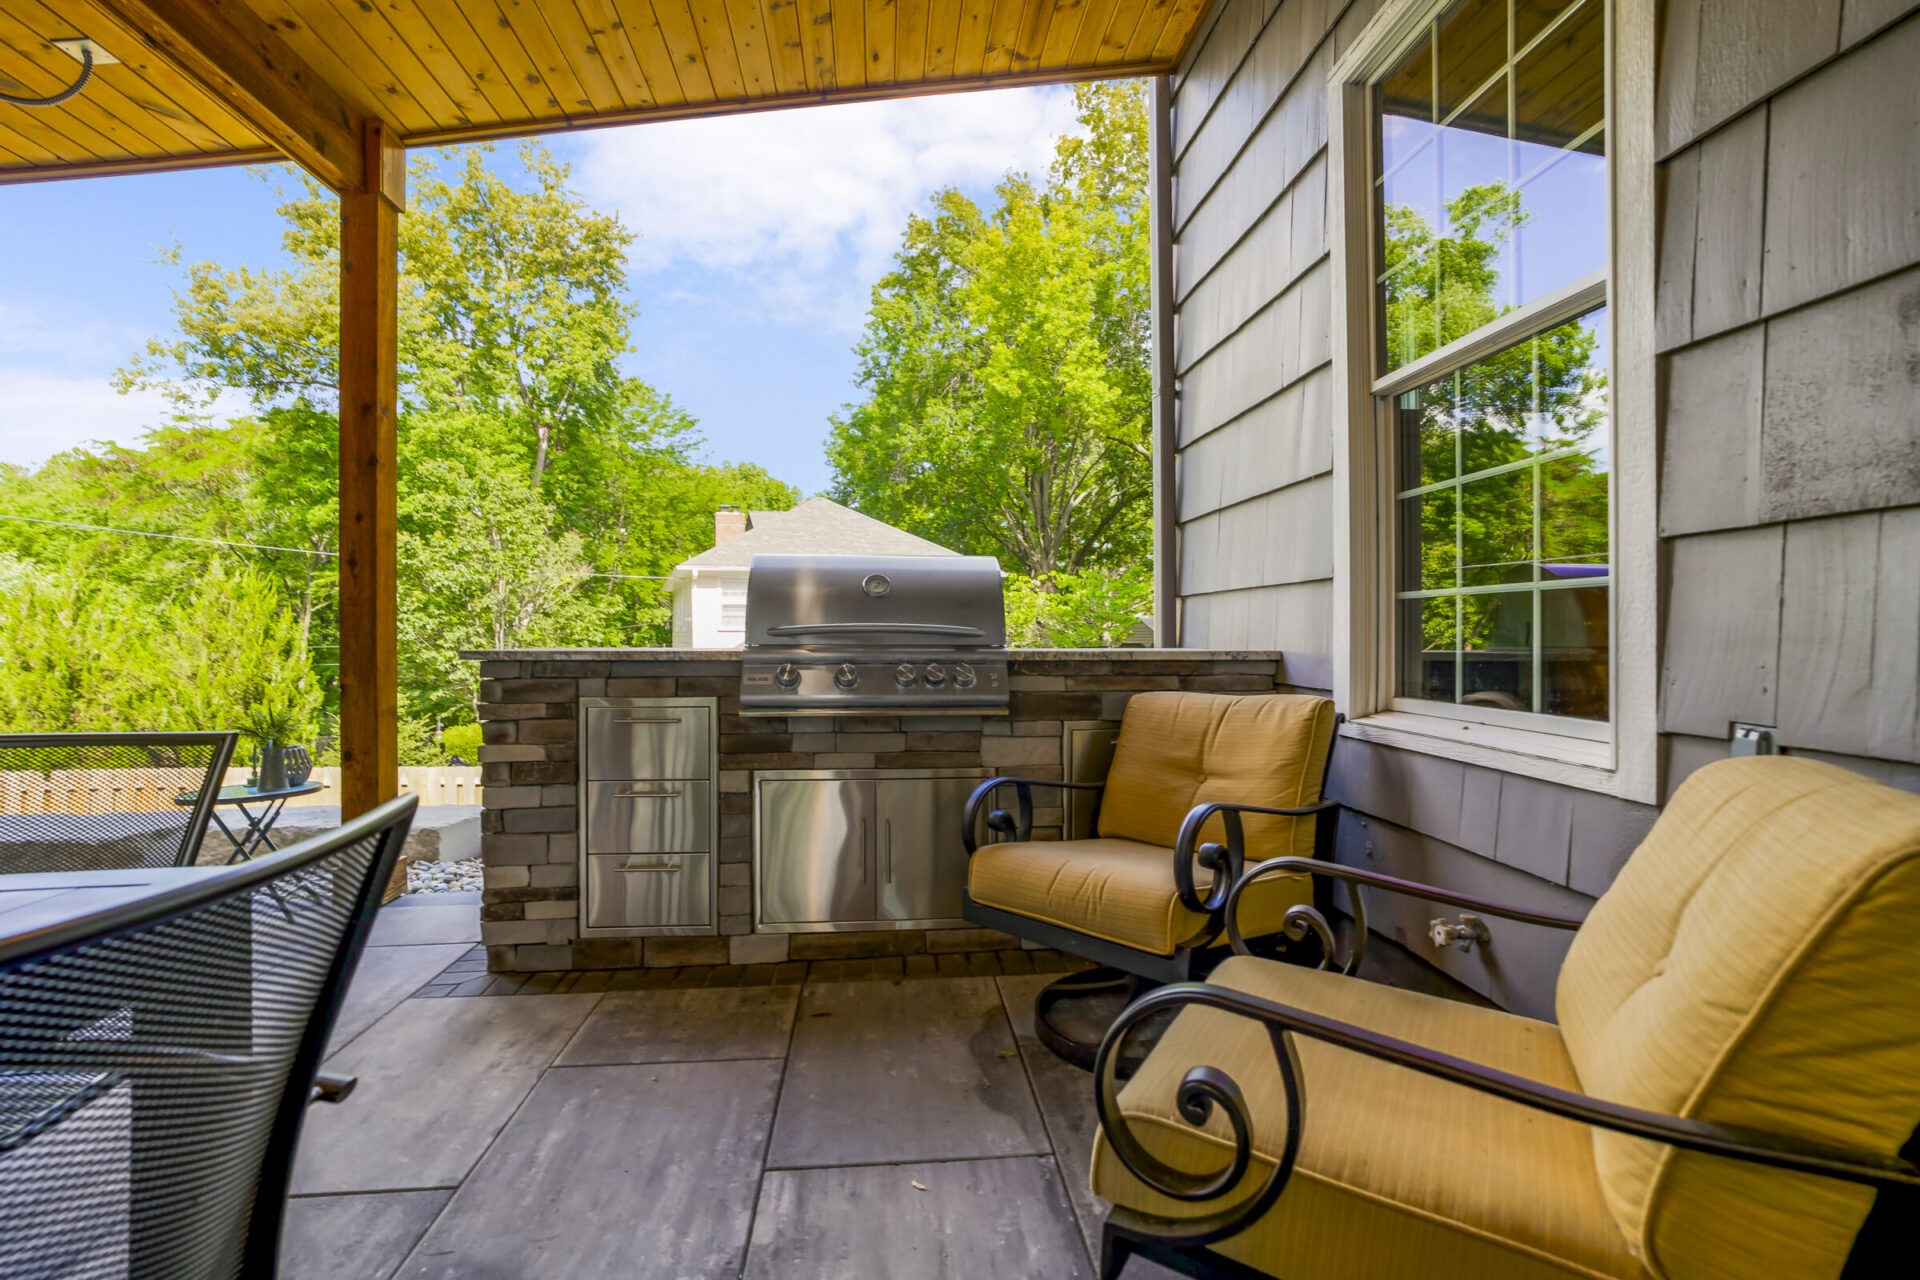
[
  {"x1": 613, "y1": 865, "x2": 681, "y2": 874},
  {"x1": 614, "y1": 788, "x2": 681, "y2": 799},
  {"x1": 884, "y1": 819, "x2": 893, "y2": 882},
  {"x1": 859, "y1": 818, "x2": 868, "y2": 882},
  {"x1": 615, "y1": 715, "x2": 682, "y2": 724}
]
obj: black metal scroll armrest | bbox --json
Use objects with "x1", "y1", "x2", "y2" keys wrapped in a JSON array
[
  {"x1": 961, "y1": 776, "x2": 1108, "y2": 855},
  {"x1": 310, "y1": 1072, "x2": 356, "y2": 1106},
  {"x1": 1223, "y1": 854, "x2": 1587, "y2": 976},
  {"x1": 1092, "y1": 982, "x2": 1920, "y2": 1248},
  {"x1": 1171, "y1": 799, "x2": 1341, "y2": 916}
]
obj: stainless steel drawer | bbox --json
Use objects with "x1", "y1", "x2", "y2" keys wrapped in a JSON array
[
  {"x1": 584, "y1": 705, "x2": 712, "y2": 780},
  {"x1": 585, "y1": 781, "x2": 712, "y2": 853},
  {"x1": 585, "y1": 854, "x2": 710, "y2": 930}
]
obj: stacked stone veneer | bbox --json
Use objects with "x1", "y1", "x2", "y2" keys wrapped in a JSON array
[{"x1": 470, "y1": 650, "x2": 1288, "y2": 973}]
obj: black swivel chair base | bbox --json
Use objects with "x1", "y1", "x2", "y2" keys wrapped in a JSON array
[{"x1": 1034, "y1": 966, "x2": 1154, "y2": 1070}]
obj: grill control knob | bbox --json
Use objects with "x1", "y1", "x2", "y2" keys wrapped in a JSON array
[
  {"x1": 923, "y1": 663, "x2": 946, "y2": 687},
  {"x1": 774, "y1": 663, "x2": 801, "y2": 689},
  {"x1": 953, "y1": 662, "x2": 977, "y2": 689},
  {"x1": 835, "y1": 663, "x2": 861, "y2": 690},
  {"x1": 895, "y1": 663, "x2": 917, "y2": 688}
]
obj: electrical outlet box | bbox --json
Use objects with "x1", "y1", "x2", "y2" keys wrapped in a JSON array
[
  {"x1": 1730, "y1": 723, "x2": 1777, "y2": 757},
  {"x1": 51, "y1": 38, "x2": 118, "y2": 66}
]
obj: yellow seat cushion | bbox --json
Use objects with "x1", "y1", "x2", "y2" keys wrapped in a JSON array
[
  {"x1": 1555, "y1": 756, "x2": 1920, "y2": 1280},
  {"x1": 1092, "y1": 957, "x2": 1649, "y2": 1280},
  {"x1": 969, "y1": 838, "x2": 1207, "y2": 955},
  {"x1": 967, "y1": 837, "x2": 1314, "y2": 956},
  {"x1": 1098, "y1": 692, "x2": 1337, "y2": 863}
]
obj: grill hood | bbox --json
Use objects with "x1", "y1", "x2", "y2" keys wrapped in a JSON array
[{"x1": 742, "y1": 554, "x2": 1007, "y2": 650}]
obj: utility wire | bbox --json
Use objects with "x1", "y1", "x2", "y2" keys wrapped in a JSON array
[
  {"x1": 0, "y1": 511, "x2": 671, "y2": 580},
  {"x1": 0, "y1": 512, "x2": 333, "y2": 557}
]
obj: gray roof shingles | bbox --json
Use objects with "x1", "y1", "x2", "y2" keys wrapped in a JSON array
[{"x1": 673, "y1": 497, "x2": 961, "y2": 571}]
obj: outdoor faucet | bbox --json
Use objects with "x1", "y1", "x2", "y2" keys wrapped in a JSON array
[{"x1": 1429, "y1": 913, "x2": 1491, "y2": 953}]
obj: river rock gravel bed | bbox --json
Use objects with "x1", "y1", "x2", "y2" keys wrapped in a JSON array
[{"x1": 407, "y1": 857, "x2": 482, "y2": 894}]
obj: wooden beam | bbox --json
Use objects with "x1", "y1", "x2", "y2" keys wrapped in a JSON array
[
  {"x1": 87, "y1": 0, "x2": 364, "y2": 191},
  {"x1": 337, "y1": 120, "x2": 402, "y2": 819}
]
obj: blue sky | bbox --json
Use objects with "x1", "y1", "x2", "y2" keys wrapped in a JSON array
[{"x1": 0, "y1": 85, "x2": 1078, "y2": 497}]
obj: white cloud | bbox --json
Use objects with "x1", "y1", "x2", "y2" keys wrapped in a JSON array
[
  {"x1": 573, "y1": 86, "x2": 1079, "y2": 326},
  {"x1": 0, "y1": 371, "x2": 171, "y2": 468},
  {"x1": 0, "y1": 302, "x2": 254, "y2": 469}
]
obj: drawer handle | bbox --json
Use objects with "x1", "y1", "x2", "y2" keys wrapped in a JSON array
[
  {"x1": 614, "y1": 789, "x2": 682, "y2": 799},
  {"x1": 614, "y1": 715, "x2": 682, "y2": 724},
  {"x1": 613, "y1": 865, "x2": 681, "y2": 874}
]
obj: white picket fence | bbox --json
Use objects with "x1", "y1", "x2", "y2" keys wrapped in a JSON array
[{"x1": 0, "y1": 765, "x2": 482, "y2": 815}]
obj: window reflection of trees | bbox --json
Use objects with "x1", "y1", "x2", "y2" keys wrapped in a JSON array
[{"x1": 1386, "y1": 186, "x2": 1610, "y2": 720}]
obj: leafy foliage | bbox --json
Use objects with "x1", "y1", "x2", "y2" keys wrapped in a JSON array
[
  {"x1": 2, "y1": 143, "x2": 797, "y2": 741},
  {"x1": 828, "y1": 83, "x2": 1152, "y2": 594},
  {"x1": 0, "y1": 561, "x2": 320, "y2": 740},
  {"x1": 1004, "y1": 566, "x2": 1152, "y2": 648}
]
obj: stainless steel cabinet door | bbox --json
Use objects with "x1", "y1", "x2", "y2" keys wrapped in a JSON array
[
  {"x1": 585, "y1": 854, "x2": 710, "y2": 929},
  {"x1": 758, "y1": 779, "x2": 872, "y2": 924},
  {"x1": 1064, "y1": 722, "x2": 1121, "y2": 839},
  {"x1": 583, "y1": 705, "x2": 712, "y2": 780},
  {"x1": 585, "y1": 781, "x2": 713, "y2": 853},
  {"x1": 875, "y1": 776, "x2": 978, "y2": 924}
]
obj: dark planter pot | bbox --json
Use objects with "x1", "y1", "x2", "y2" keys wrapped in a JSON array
[{"x1": 258, "y1": 741, "x2": 289, "y2": 792}]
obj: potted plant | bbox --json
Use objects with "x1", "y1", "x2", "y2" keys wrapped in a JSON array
[{"x1": 239, "y1": 691, "x2": 305, "y2": 792}]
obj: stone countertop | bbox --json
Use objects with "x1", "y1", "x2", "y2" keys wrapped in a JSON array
[{"x1": 460, "y1": 647, "x2": 1287, "y2": 662}]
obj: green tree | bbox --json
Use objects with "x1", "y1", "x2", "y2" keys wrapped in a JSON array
[
  {"x1": 828, "y1": 81, "x2": 1152, "y2": 584},
  {"x1": 0, "y1": 560, "x2": 319, "y2": 738},
  {"x1": 1004, "y1": 566, "x2": 1152, "y2": 648},
  {"x1": 89, "y1": 142, "x2": 799, "y2": 729}
]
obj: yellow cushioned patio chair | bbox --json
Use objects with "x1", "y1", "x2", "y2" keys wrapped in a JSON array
[
  {"x1": 1088, "y1": 755, "x2": 1920, "y2": 1280},
  {"x1": 961, "y1": 691, "x2": 1340, "y2": 1066}
]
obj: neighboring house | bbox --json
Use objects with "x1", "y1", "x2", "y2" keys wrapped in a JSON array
[{"x1": 667, "y1": 498, "x2": 961, "y2": 648}]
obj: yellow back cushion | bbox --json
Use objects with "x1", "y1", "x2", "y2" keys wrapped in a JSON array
[
  {"x1": 1097, "y1": 692, "x2": 1336, "y2": 861},
  {"x1": 1556, "y1": 757, "x2": 1920, "y2": 1280}
]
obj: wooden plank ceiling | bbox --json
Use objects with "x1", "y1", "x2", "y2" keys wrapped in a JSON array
[{"x1": 0, "y1": 0, "x2": 1209, "y2": 182}]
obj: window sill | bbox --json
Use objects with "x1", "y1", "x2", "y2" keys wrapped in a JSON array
[{"x1": 1340, "y1": 710, "x2": 1626, "y2": 795}]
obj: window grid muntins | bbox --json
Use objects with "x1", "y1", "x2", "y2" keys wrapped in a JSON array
[{"x1": 1375, "y1": 0, "x2": 1610, "y2": 724}]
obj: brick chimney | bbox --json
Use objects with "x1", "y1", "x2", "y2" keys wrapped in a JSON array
[{"x1": 714, "y1": 505, "x2": 747, "y2": 544}]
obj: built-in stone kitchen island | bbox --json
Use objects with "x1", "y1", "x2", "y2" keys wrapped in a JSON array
[{"x1": 463, "y1": 648, "x2": 1299, "y2": 972}]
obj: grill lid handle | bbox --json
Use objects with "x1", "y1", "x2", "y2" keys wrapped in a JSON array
[{"x1": 762, "y1": 622, "x2": 987, "y2": 639}]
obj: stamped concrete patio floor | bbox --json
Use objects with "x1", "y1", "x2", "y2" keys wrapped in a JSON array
[{"x1": 281, "y1": 893, "x2": 1186, "y2": 1278}]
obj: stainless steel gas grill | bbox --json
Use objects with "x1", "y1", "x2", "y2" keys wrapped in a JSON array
[{"x1": 739, "y1": 554, "x2": 1009, "y2": 715}]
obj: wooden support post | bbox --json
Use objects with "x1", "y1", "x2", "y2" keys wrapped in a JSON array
[{"x1": 338, "y1": 120, "x2": 403, "y2": 821}]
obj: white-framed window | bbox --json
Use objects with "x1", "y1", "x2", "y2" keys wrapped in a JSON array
[
  {"x1": 719, "y1": 579, "x2": 748, "y2": 635},
  {"x1": 1328, "y1": 0, "x2": 1658, "y2": 800}
]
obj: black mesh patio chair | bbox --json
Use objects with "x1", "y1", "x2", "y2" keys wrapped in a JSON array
[
  {"x1": 0, "y1": 733, "x2": 239, "y2": 874},
  {"x1": 0, "y1": 793, "x2": 417, "y2": 1279}
]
